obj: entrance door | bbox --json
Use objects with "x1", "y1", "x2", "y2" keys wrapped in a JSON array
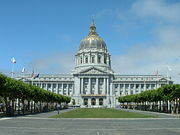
[
  {"x1": 84, "y1": 98, "x2": 88, "y2": 105},
  {"x1": 99, "y1": 98, "x2": 103, "y2": 105},
  {"x1": 91, "y1": 98, "x2": 96, "y2": 105}
]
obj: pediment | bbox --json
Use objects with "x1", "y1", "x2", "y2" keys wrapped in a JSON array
[
  {"x1": 79, "y1": 67, "x2": 108, "y2": 74},
  {"x1": 159, "y1": 78, "x2": 167, "y2": 81}
]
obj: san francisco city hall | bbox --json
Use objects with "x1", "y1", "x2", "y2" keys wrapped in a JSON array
[{"x1": 17, "y1": 19, "x2": 173, "y2": 108}]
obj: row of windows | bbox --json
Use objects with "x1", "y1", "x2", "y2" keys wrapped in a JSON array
[
  {"x1": 33, "y1": 77, "x2": 73, "y2": 80},
  {"x1": 114, "y1": 84, "x2": 156, "y2": 89},
  {"x1": 79, "y1": 56, "x2": 108, "y2": 64},
  {"x1": 117, "y1": 77, "x2": 155, "y2": 81}
]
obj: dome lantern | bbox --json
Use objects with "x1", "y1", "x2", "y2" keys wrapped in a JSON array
[{"x1": 89, "y1": 17, "x2": 98, "y2": 36}]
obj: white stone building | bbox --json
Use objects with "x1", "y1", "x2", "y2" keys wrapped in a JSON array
[{"x1": 17, "y1": 19, "x2": 173, "y2": 108}]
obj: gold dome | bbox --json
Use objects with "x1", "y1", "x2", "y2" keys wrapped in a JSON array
[{"x1": 79, "y1": 18, "x2": 107, "y2": 51}]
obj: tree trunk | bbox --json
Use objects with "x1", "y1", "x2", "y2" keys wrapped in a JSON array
[{"x1": 22, "y1": 99, "x2": 25, "y2": 115}]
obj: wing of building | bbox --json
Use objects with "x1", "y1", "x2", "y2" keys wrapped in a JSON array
[{"x1": 16, "y1": 18, "x2": 173, "y2": 108}]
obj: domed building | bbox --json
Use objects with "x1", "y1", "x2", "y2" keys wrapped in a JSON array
[
  {"x1": 17, "y1": 18, "x2": 173, "y2": 108},
  {"x1": 73, "y1": 18, "x2": 115, "y2": 107}
]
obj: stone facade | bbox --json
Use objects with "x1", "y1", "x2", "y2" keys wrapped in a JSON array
[{"x1": 16, "y1": 19, "x2": 173, "y2": 108}]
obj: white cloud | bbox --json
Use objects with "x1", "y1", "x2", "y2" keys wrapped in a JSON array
[
  {"x1": 95, "y1": 9, "x2": 113, "y2": 19},
  {"x1": 112, "y1": 0, "x2": 180, "y2": 83},
  {"x1": 28, "y1": 52, "x2": 75, "y2": 74},
  {"x1": 11, "y1": 0, "x2": 180, "y2": 84},
  {"x1": 131, "y1": 0, "x2": 180, "y2": 22}
]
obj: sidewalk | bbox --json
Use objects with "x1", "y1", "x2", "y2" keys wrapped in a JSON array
[
  {"x1": 16, "y1": 108, "x2": 75, "y2": 118},
  {"x1": 118, "y1": 108, "x2": 180, "y2": 118}
]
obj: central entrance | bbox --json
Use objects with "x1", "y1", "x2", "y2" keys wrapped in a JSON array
[
  {"x1": 91, "y1": 98, "x2": 96, "y2": 105},
  {"x1": 81, "y1": 94, "x2": 106, "y2": 107}
]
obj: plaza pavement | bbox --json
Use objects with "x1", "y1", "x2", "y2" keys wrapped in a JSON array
[
  {"x1": 19, "y1": 108, "x2": 75, "y2": 118},
  {"x1": 119, "y1": 108, "x2": 180, "y2": 118},
  {"x1": 0, "y1": 108, "x2": 180, "y2": 135}
]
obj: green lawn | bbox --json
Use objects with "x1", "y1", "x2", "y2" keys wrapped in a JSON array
[{"x1": 50, "y1": 108, "x2": 157, "y2": 118}]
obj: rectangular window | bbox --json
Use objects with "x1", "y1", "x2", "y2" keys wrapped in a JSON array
[
  {"x1": 136, "y1": 84, "x2": 139, "y2": 89},
  {"x1": 130, "y1": 84, "x2": 134, "y2": 89},
  {"x1": 92, "y1": 56, "x2": 95, "y2": 63},
  {"x1": 141, "y1": 84, "x2": 144, "y2": 89},
  {"x1": 115, "y1": 84, "x2": 118, "y2": 89}
]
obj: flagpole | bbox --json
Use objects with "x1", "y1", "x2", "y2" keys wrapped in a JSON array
[
  {"x1": 11, "y1": 63, "x2": 14, "y2": 78},
  {"x1": 167, "y1": 69, "x2": 169, "y2": 78},
  {"x1": 22, "y1": 67, "x2": 25, "y2": 79}
]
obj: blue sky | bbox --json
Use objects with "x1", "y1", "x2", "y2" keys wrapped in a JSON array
[{"x1": 1, "y1": 0, "x2": 180, "y2": 83}]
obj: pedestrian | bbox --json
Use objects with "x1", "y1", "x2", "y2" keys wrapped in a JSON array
[{"x1": 57, "y1": 104, "x2": 60, "y2": 114}]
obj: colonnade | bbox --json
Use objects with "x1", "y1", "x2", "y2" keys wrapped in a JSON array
[
  {"x1": 31, "y1": 81, "x2": 74, "y2": 96},
  {"x1": 79, "y1": 77, "x2": 109, "y2": 95},
  {"x1": 113, "y1": 83, "x2": 162, "y2": 96}
]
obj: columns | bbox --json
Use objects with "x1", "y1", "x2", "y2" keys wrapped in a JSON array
[
  {"x1": 80, "y1": 78, "x2": 82, "y2": 94},
  {"x1": 126, "y1": 84, "x2": 130, "y2": 95},
  {"x1": 88, "y1": 78, "x2": 91, "y2": 94},
  {"x1": 102, "y1": 54, "x2": 104, "y2": 64},
  {"x1": 123, "y1": 83, "x2": 125, "y2": 96},
  {"x1": 60, "y1": 83, "x2": 63, "y2": 95},
  {"x1": 40, "y1": 83, "x2": 42, "y2": 88},
  {"x1": 45, "y1": 83, "x2": 48, "y2": 90},
  {"x1": 118, "y1": 84, "x2": 121, "y2": 96},
  {"x1": 56, "y1": 83, "x2": 58, "y2": 94},
  {"x1": 88, "y1": 98, "x2": 91, "y2": 106},
  {"x1": 50, "y1": 83, "x2": 53, "y2": 92},
  {"x1": 81, "y1": 78, "x2": 84, "y2": 94},
  {"x1": 72, "y1": 84, "x2": 74, "y2": 95},
  {"x1": 62, "y1": 83, "x2": 65, "y2": 95},
  {"x1": 67, "y1": 84, "x2": 69, "y2": 96},
  {"x1": 95, "y1": 78, "x2": 99, "y2": 94},
  {"x1": 144, "y1": 83, "x2": 146, "y2": 91},
  {"x1": 103, "y1": 78, "x2": 106, "y2": 94},
  {"x1": 107, "y1": 78, "x2": 109, "y2": 95},
  {"x1": 150, "y1": 83, "x2": 152, "y2": 90},
  {"x1": 96, "y1": 98, "x2": 99, "y2": 106},
  {"x1": 105, "y1": 78, "x2": 107, "y2": 94}
]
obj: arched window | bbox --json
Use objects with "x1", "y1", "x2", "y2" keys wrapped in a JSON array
[
  {"x1": 91, "y1": 56, "x2": 95, "y2": 63},
  {"x1": 84, "y1": 98, "x2": 88, "y2": 105},
  {"x1": 85, "y1": 57, "x2": 88, "y2": 63},
  {"x1": 99, "y1": 98, "x2": 103, "y2": 105},
  {"x1": 98, "y1": 56, "x2": 101, "y2": 63},
  {"x1": 91, "y1": 98, "x2": 96, "y2": 105}
]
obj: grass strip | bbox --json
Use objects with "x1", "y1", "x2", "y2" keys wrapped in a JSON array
[{"x1": 50, "y1": 108, "x2": 157, "y2": 118}]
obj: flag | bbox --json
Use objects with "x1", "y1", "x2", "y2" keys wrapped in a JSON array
[
  {"x1": 31, "y1": 70, "x2": 35, "y2": 78},
  {"x1": 22, "y1": 67, "x2": 25, "y2": 73},
  {"x1": 167, "y1": 66, "x2": 172, "y2": 71},
  {"x1": 11, "y1": 57, "x2": 16, "y2": 64},
  {"x1": 34, "y1": 74, "x2": 39, "y2": 78}
]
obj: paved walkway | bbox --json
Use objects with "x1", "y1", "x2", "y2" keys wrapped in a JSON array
[
  {"x1": 17, "y1": 108, "x2": 75, "y2": 118},
  {"x1": 1, "y1": 117, "x2": 180, "y2": 135},
  {"x1": 118, "y1": 108, "x2": 180, "y2": 118}
]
